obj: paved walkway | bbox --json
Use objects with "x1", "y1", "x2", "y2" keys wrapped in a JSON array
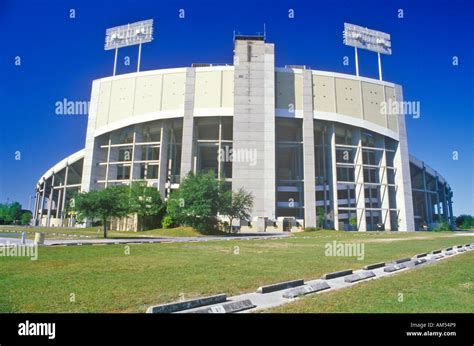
[{"x1": 0, "y1": 233, "x2": 290, "y2": 247}]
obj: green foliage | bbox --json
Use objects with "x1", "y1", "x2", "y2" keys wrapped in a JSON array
[
  {"x1": 432, "y1": 221, "x2": 451, "y2": 232},
  {"x1": 161, "y1": 215, "x2": 174, "y2": 229},
  {"x1": 129, "y1": 181, "x2": 165, "y2": 231},
  {"x1": 304, "y1": 227, "x2": 319, "y2": 232},
  {"x1": 455, "y1": 215, "x2": 474, "y2": 230},
  {"x1": 20, "y1": 212, "x2": 32, "y2": 225},
  {"x1": 0, "y1": 202, "x2": 23, "y2": 224},
  {"x1": 73, "y1": 186, "x2": 130, "y2": 238},
  {"x1": 349, "y1": 215, "x2": 357, "y2": 230},
  {"x1": 167, "y1": 171, "x2": 224, "y2": 233},
  {"x1": 316, "y1": 207, "x2": 325, "y2": 229},
  {"x1": 219, "y1": 188, "x2": 254, "y2": 233}
]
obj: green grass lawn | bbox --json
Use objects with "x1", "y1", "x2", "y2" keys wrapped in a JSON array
[
  {"x1": 0, "y1": 231, "x2": 472, "y2": 313},
  {"x1": 266, "y1": 249, "x2": 474, "y2": 313},
  {"x1": 0, "y1": 226, "x2": 205, "y2": 239}
]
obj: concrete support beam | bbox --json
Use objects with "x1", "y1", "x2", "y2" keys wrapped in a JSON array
[{"x1": 302, "y1": 70, "x2": 316, "y2": 228}]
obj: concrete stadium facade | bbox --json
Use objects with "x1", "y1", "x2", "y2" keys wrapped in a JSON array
[{"x1": 33, "y1": 36, "x2": 454, "y2": 232}]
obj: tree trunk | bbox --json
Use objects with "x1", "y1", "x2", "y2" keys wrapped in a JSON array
[{"x1": 103, "y1": 218, "x2": 108, "y2": 238}]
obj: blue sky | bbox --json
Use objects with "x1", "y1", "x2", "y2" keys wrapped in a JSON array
[{"x1": 0, "y1": 0, "x2": 473, "y2": 215}]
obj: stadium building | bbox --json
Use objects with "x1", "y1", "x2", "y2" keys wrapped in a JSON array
[{"x1": 32, "y1": 35, "x2": 454, "y2": 232}]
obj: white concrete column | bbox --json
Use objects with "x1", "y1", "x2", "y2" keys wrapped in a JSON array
[
  {"x1": 158, "y1": 121, "x2": 169, "y2": 198},
  {"x1": 46, "y1": 174, "x2": 55, "y2": 227},
  {"x1": 328, "y1": 125, "x2": 339, "y2": 230},
  {"x1": 354, "y1": 129, "x2": 367, "y2": 231},
  {"x1": 56, "y1": 188, "x2": 62, "y2": 219},
  {"x1": 379, "y1": 140, "x2": 392, "y2": 230},
  {"x1": 131, "y1": 126, "x2": 141, "y2": 182},
  {"x1": 180, "y1": 68, "x2": 196, "y2": 180},
  {"x1": 39, "y1": 180, "x2": 46, "y2": 224},
  {"x1": 33, "y1": 191, "x2": 40, "y2": 225},
  {"x1": 302, "y1": 70, "x2": 316, "y2": 228},
  {"x1": 61, "y1": 165, "x2": 69, "y2": 226}
]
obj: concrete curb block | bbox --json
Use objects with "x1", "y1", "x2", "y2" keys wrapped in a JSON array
[
  {"x1": 257, "y1": 279, "x2": 304, "y2": 294},
  {"x1": 432, "y1": 249, "x2": 442, "y2": 254},
  {"x1": 394, "y1": 258, "x2": 411, "y2": 264},
  {"x1": 431, "y1": 254, "x2": 444, "y2": 260},
  {"x1": 192, "y1": 299, "x2": 255, "y2": 313},
  {"x1": 344, "y1": 271, "x2": 376, "y2": 283},
  {"x1": 321, "y1": 269, "x2": 353, "y2": 280},
  {"x1": 282, "y1": 281, "x2": 331, "y2": 299},
  {"x1": 384, "y1": 263, "x2": 406, "y2": 272},
  {"x1": 146, "y1": 294, "x2": 227, "y2": 313},
  {"x1": 445, "y1": 247, "x2": 453, "y2": 251},
  {"x1": 445, "y1": 250, "x2": 455, "y2": 256},
  {"x1": 408, "y1": 258, "x2": 427, "y2": 266},
  {"x1": 363, "y1": 262, "x2": 385, "y2": 270},
  {"x1": 416, "y1": 253, "x2": 427, "y2": 258}
]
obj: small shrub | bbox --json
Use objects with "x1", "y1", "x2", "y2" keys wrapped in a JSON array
[
  {"x1": 432, "y1": 221, "x2": 451, "y2": 232},
  {"x1": 161, "y1": 216, "x2": 174, "y2": 229},
  {"x1": 305, "y1": 227, "x2": 320, "y2": 232}
]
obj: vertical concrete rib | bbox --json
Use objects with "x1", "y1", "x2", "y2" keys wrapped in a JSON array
[
  {"x1": 81, "y1": 80, "x2": 101, "y2": 192},
  {"x1": 232, "y1": 38, "x2": 276, "y2": 229},
  {"x1": 302, "y1": 70, "x2": 316, "y2": 228},
  {"x1": 180, "y1": 68, "x2": 196, "y2": 180},
  {"x1": 158, "y1": 121, "x2": 169, "y2": 198},
  {"x1": 393, "y1": 85, "x2": 415, "y2": 231}
]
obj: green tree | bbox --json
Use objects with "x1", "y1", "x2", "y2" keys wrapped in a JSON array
[
  {"x1": 73, "y1": 186, "x2": 130, "y2": 238},
  {"x1": 0, "y1": 202, "x2": 22, "y2": 224},
  {"x1": 129, "y1": 181, "x2": 165, "y2": 231},
  {"x1": 220, "y1": 188, "x2": 254, "y2": 233},
  {"x1": 455, "y1": 215, "x2": 474, "y2": 230},
  {"x1": 167, "y1": 171, "x2": 223, "y2": 233},
  {"x1": 20, "y1": 211, "x2": 32, "y2": 225}
]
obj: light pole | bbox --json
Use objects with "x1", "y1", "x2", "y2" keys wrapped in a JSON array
[
  {"x1": 104, "y1": 19, "x2": 154, "y2": 76},
  {"x1": 343, "y1": 23, "x2": 392, "y2": 81}
]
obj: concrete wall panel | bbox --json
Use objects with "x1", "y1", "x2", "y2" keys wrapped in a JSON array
[
  {"x1": 313, "y1": 75, "x2": 336, "y2": 113},
  {"x1": 335, "y1": 78, "x2": 362, "y2": 118}
]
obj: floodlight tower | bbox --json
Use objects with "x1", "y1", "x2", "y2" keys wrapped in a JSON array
[
  {"x1": 104, "y1": 19, "x2": 154, "y2": 75},
  {"x1": 343, "y1": 23, "x2": 392, "y2": 81}
]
